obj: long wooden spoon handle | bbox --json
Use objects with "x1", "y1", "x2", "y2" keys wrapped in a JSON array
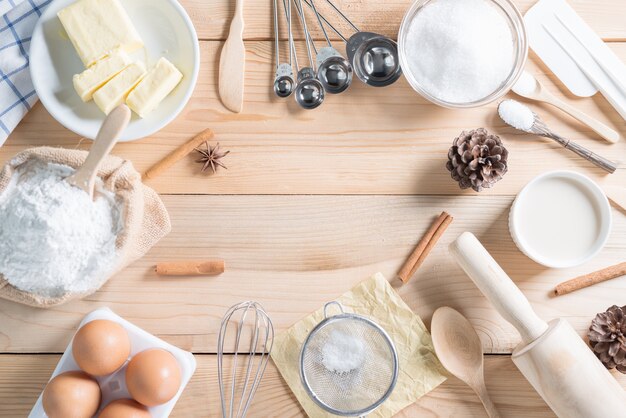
[
  {"x1": 69, "y1": 105, "x2": 131, "y2": 197},
  {"x1": 474, "y1": 382, "x2": 501, "y2": 418},
  {"x1": 546, "y1": 95, "x2": 620, "y2": 144}
]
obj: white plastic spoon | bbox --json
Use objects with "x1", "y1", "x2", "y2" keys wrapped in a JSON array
[{"x1": 65, "y1": 104, "x2": 131, "y2": 198}]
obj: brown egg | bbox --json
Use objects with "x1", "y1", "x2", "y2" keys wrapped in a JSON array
[
  {"x1": 72, "y1": 319, "x2": 131, "y2": 376},
  {"x1": 126, "y1": 349, "x2": 182, "y2": 406},
  {"x1": 98, "y1": 399, "x2": 151, "y2": 418},
  {"x1": 42, "y1": 371, "x2": 101, "y2": 418}
]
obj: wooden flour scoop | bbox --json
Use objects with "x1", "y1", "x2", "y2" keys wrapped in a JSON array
[
  {"x1": 66, "y1": 105, "x2": 131, "y2": 198},
  {"x1": 450, "y1": 232, "x2": 626, "y2": 418}
]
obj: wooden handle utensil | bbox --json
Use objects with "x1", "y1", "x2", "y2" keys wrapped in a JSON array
[
  {"x1": 66, "y1": 105, "x2": 131, "y2": 198},
  {"x1": 219, "y1": 0, "x2": 245, "y2": 113},
  {"x1": 156, "y1": 260, "x2": 225, "y2": 276},
  {"x1": 449, "y1": 232, "x2": 548, "y2": 344},
  {"x1": 538, "y1": 91, "x2": 620, "y2": 144},
  {"x1": 449, "y1": 232, "x2": 626, "y2": 418}
]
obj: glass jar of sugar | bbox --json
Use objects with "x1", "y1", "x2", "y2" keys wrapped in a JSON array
[{"x1": 398, "y1": 0, "x2": 527, "y2": 108}]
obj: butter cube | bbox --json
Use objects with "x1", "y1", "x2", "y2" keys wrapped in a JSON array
[
  {"x1": 94, "y1": 62, "x2": 146, "y2": 115},
  {"x1": 126, "y1": 57, "x2": 183, "y2": 117},
  {"x1": 58, "y1": 0, "x2": 143, "y2": 67},
  {"x1": 73, "y1": 52, "x2": 132, "y2": 102}
]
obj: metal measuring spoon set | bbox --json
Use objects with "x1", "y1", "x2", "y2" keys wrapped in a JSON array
[{"x1": 273, "y1": 0, "x2": 402, "y2": 109}]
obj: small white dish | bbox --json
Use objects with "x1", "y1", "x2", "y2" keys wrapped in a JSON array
[
  {"x1": 30, "y1": 0, "x2": 200, "y2": 141},
  {"x1": 509, "y1": 170, "x2": 612, "y2": 269},
  {"x1": 29, "y1": 307, "x2": 196, "y2": 418}
]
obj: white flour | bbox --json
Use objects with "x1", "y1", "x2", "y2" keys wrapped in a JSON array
[
  {"x1": 0, "y1": 159, "x2": 123, "y2": 297},
  {"x1": 322, "y1": 330, "x2": 365, "y2": 374}
]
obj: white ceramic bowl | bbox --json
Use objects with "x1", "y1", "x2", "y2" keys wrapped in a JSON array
[
  {"x1": 509, "y1": 171, "x2": 612, "y2": 269},
  {"x1": 30, "y1": 0, "x2": 200, "y2": 141}
]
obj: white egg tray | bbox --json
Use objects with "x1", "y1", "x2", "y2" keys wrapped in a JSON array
[{"x1": 29, "y1": 307, "x2": 196, "y2": 418}]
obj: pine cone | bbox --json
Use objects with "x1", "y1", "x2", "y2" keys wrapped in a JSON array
[
  {"x1": 446, "y1": 128, "x2": 508, "y2": 192},
  {"x1": 589, "y1": 305, "x2": 626, "y2": 373}
]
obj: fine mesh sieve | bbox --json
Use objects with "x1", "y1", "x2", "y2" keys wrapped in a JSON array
[{"x1": 299, "y1": 302, "x2": 399, "y2": 417}]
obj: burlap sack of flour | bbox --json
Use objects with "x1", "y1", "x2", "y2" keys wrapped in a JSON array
[{"x1": 0, "y1": 147, "x2": 171, "y2": 308}]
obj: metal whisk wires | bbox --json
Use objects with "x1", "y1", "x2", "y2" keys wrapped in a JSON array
[{"x1": 218, "y1": 301, "x2": 274, "y2": 418}]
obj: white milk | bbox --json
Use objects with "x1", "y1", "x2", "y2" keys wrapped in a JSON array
[{"x1": 515, "y1": 176, "x2": 601, "y2": 261}]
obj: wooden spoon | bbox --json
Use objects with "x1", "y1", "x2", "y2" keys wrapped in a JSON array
[
  {"x1": 65, "y1": 104, "x2": 131, "y2": 198},
  {"x1": 512, "y1": 71, "x2": 620, "y2": 144},
  {"x1": 219, "y1": 0, "x2": 245, "y2": 113},
  {"x1": 431, "y1": 307, "x2": 501, "y2": 418}
]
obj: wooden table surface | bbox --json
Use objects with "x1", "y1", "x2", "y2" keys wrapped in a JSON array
[{"x1": 1, "y1": 0, "x2": 626, "y2": 416}]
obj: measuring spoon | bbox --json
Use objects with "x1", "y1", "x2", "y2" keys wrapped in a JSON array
[{"x1": 273, "y1": 0, "x2": 294, "y2": 97}]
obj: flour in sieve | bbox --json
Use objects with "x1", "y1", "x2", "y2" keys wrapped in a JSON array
[
  {"x1": 322, "y1": 330, "x2": 366, "y2": 374},
  {"x1": 0, "y1": 159, "x2": 123, "y2": 297}
]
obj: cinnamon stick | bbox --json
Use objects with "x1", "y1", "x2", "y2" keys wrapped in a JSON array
[
  {"x1": 143, "y1": 129, "x2": 214, "y2": 180},
  {"x1": 553, "y1": 262, "x2": 626, "y2": 296},
  {"x1": 156, "y1": 259, "x2": 225, "y2": 276},
  {"x1": 396, "y1": 212, "x2": 453, "y2": 284}
]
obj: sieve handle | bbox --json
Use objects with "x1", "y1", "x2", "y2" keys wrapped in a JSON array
[{"x1": 323, "y1": 301, "x2": 345, "y2": 318}]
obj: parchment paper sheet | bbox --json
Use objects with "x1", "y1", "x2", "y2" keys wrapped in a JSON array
[{"x1": 271, "y1": 273, "x2": 447, "y2": 417}]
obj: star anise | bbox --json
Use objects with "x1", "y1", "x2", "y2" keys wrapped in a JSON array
[{"x1": 194, "y1": 142, "x2": 230, "y2": 173}]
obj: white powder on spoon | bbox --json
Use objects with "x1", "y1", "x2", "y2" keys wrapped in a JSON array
[
  {"x1": 0, "y1": 159, "x2": 123, "y2": 297},
  {"x1": 404, "y1": 0, "x2": 514, "y2": 103},
  {"x1": 498, "y1": 99, "x2": 535, "y2": 131},
  {"x1": 512, "y1": 71, "x2": 538, "y2": 97}
]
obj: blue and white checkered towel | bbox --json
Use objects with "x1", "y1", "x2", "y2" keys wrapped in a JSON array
[{"x1": 0, "y1": 0, "x2": 52, "y2": 145}]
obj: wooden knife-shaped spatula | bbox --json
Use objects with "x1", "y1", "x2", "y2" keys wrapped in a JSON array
[{"x1": 219, "y1": 0, "x2": 245, "y2": 113}]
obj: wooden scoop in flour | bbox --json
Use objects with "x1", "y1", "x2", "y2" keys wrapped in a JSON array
[
  {"x1": 449, "y1": 232, "x2": 626, "y2": 418},
  {"x1": 65, "y1": 105, "x2": 131, "y2": 198}
]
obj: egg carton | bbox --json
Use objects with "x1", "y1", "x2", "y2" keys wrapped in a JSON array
[{"x1": 29, "y1": 307, "x2": 196, "y2": 417}]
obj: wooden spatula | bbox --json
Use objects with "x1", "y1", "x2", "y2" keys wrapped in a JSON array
[
  {"x1": 219, "y1": 0, "x2": 245, "y2": 113},
  {"x1": 65, "y1": 104, "x2": 131, "y2": 198}
]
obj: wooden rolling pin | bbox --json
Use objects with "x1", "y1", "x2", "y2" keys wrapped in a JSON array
[
  {"x1": 449, "y1": 232, "x2": 626, "y2": 418},
  {"x1": 155, "y1": 260, "x2": 225, "y2": 276}
]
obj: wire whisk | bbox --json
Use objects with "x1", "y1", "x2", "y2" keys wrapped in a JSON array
[{"x1": 218, "y1": 301, "x2": 274, "y2": 418}]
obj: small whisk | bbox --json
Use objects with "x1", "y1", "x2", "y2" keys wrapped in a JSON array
[{"x1": 218, "y1": 301, "x2": 274, "y2": 418}]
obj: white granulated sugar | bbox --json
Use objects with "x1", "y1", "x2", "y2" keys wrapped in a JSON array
[
  {"x1": 498, "y1": 99, "x2": 535, "y2": 131},
  {"x1": 322, "y1": 330, "x2": 365, "y2": 374},
  {"x1": 512, "y1": 71, "x2": 538, "y2": 97},
  {"x1": 404, "y1": 0, "x2": 514, "y2": 103},
  {"x1": 0, "y1": 160, "x2": 123, "y2": 297}
]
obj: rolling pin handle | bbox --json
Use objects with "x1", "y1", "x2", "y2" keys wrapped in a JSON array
[{"x1": 449, "y1": 232, "x2": 549, "y2": 345}]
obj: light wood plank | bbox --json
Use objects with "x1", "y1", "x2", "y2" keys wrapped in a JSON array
[
  {"x1": 189, "y1": 0, "x2": 626, "y2": 41},
  {"x1": 1, "y1": 195, "x2": 624, "y2": 353},
  {"x1": 4, "y1": 42, "x2": 626, "y2": 196},
  {"x1": 2, "y1": 354, "x2": 626, "y2": 417}
]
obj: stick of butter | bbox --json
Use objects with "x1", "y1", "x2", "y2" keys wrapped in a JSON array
[
  {"x1": 73, "y1": 52, "x2": 132, "y2": 102},
  {"x1": 94, "y1": 62, "x2": 146, "y2": 115},
  {"x1": 58, "y1": 0, "x2": 144, "y2": 67},
  {"x1": 127, "y1": 57, "x2": 184, "y2": 118}
]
